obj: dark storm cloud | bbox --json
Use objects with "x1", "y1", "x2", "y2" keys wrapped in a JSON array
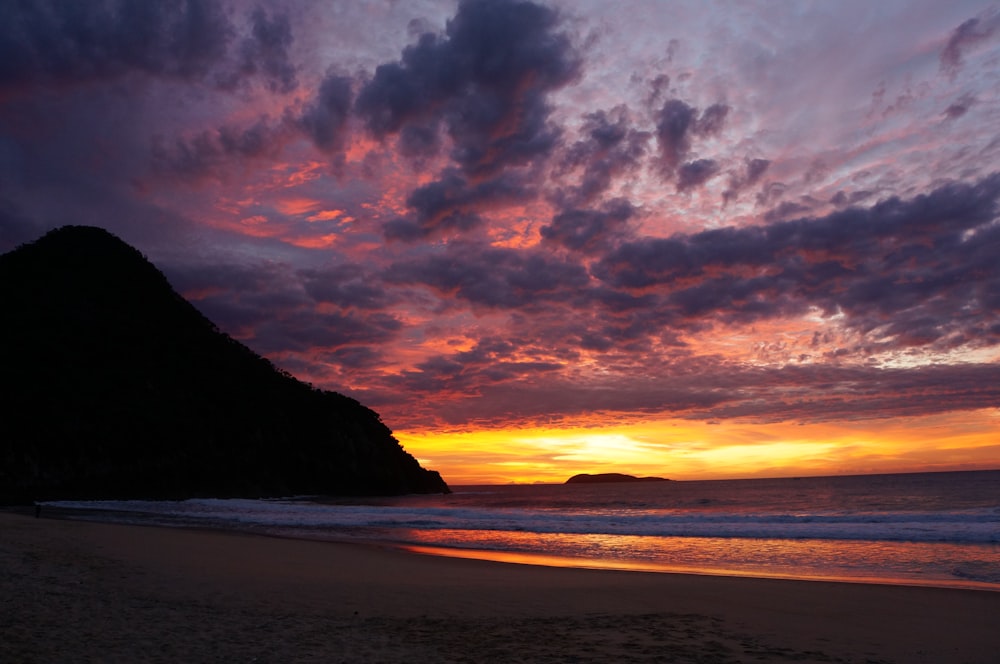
[
  {"x1": 593, "y1": 173, "x2": 1000, "y2": 349},
  {"x1": 0, "y1": 0, "x2": 231, "y2": 90},
  {"x1": 540, "y1": 198, "x2": 634, "y2": 253},
  {"x1": 385, "y1": 244, "x2": 590, "y2": 308},
  {"x1": 355, "y1": 0, "x2": 580, "y2": 176}
]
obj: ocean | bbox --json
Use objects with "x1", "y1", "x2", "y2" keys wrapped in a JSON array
[{"x1": 46, "y1": 470, "x2": 1000, "y2": 591}]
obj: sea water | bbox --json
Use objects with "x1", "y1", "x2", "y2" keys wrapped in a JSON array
[{"x1": 47, "y1": 470, "x2": 1000, "y2": 590}]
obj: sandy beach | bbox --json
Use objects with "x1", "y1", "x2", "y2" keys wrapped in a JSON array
[{"x1": 2, "y1": 511, "x2": 998, "y2": 663}]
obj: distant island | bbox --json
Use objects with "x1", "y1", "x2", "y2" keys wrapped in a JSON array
[
  {"x1": 0, "y1": 226, "x2": 449, "y2": 503},
  {"x1": 565, "y1": 473, "x2": 671, "y2": 484}
]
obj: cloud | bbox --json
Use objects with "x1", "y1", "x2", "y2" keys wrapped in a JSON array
[
  {"x1": 593, "y1": 173, "x2": 1000, "y2": 350},
  {"x1": 940, "y1": 8, "x2": 1000, "y2": 76},
  {"x1": 299, "y1": 263, "x2": 392, "y2": 310},
  {"x1": 654, "y1": 97, "x2": 729, "y2": 180},
  {"x1": 398, "y1": 124, "x2": 441, "y2": 158},
  {"x1": 554, "y1": 106, "x2": 650, "y2": 206},
  {"x1": 152, "y1": 118, "x2": 288, "y2": 180},
  {"x1": 693, "y1": 363, "x2": 1000, "y2": 423},
  {"x1": 356, "y1": 0, "x2": 582, "y2": 242},
  {"x1": 540, "y1": 198, "x2": 634, "y2": 253},
  {"x1": 654, "y1": 98, "x2": 697, "y2": 171},
  {"x1": 2, "y1": 0, "x2": 998, "y2": 436},
  {"x1": 155, "y1": 71, "x2": 352, "y2": 180},
  {"x1": 363, "y1": 342, "x2": 1000, "y2": 429},
  {"x1": 391, "y1": 335, "x2": 565, "y2": 396},
  {"x1": 164, "y1": 257, "x2": 403, "y2": 356},
  {"x1": 327, "y1": 345, "x2": 383, "y2": 370},
  {"x1": 297, "y1": 73, "x2": 353, "y2": 153},
  {"x1": 723, "y1": 157, "x2": 770, "y2": 203},
  {"x1": 355, "y1": 0, "x2": 580, "y2": 176},
  {"x1": 384, "y1": 168, "x2": 534, "y2": 241},
  {"x1": 0, "y1": 0, "x2": 232, "y2": 91},
  {"x1": 234, "y1": 7, "x2": 297, "y2": 93},
  {"x1": 943, "y1": 93, "x2": 976, "y2": 120},
  {"x1": 694, "y1": 103, "x2": 729, "y2": 137},
  {"x1": 0, "y1": 0, "x2": 307, "y2": 96},
  {"x1": 254, "y1": 309, "x2": 403, "y2": 354},
  {"x1": 385, "y1": 243, "x2": 590, "y2": 308},
  {"x1": 676, "y1": 158, "x2": 720, "y2": 191}
]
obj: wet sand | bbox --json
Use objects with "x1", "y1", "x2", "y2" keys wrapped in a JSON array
[{"x1": 2, "y1": 511, "x2": 998, "y2": 663}]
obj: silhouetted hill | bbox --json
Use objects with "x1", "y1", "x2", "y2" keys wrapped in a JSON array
[
  {"x1": 0, "y1": 226, "x2": 448, "y2": 503},
  {"x1": 565, "y1": 473, "x2": 670, "y2": 484}
]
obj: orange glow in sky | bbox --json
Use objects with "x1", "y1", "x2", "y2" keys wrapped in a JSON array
[
  {"x1": 2, "y1": 0, "x2": 998, "y2": 488},
  {"x1": 398, "y1": 410, "x2": 1000, "y2": 485}
]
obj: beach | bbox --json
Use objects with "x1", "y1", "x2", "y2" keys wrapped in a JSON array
[{"x1": 2, "y1": 511, "x2": 998, "y2": 663}]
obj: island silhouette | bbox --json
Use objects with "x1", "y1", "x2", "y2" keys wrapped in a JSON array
[
  {"x1": 565, "y1": 473, "x2": 671, "y2": 484},
  {"x1": 0, "y1": 226, "x2": 448, "y2": 503}
]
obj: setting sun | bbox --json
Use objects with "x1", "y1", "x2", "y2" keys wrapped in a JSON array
[{"x1": 398, "y1": 410, "x2": 1000, "y2": 484}]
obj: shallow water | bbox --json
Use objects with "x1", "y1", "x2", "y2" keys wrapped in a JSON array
[{"x1": 48, "y1": 470, "x2": 1000, "y2": 590}]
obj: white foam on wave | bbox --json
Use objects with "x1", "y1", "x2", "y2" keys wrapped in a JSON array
[{"x1": 46, "y1": 498, "x2": 1000, "y2": 544}]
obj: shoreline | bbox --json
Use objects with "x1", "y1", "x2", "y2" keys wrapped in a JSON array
[
  {"x1": 4, "y1": 512, "x2": 1000, "y2": 663},
  {"x1": 401, "y1": 542, "x2": 1000, "y2": 593},
  {"x1": 25, "y1": 503, "x2": 1000, "y2": 594}
]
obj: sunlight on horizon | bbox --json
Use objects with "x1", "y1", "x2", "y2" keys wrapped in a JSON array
[{"x1": 399, "y1": 409, "x2": 1000, "y2": 485}]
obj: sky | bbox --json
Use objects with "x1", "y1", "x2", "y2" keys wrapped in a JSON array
[{"x1": 2, "y1": 0, "x2": 999, "y2": 484}]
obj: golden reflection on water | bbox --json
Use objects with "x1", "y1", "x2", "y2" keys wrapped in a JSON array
[{"x1": 399, "y1": 529, "x2": 1000, "y2": 591}]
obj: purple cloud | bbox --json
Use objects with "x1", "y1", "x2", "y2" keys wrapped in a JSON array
[
  {"x1": 655, "y1": 98, "x2": 697, "y2": 171},
  {"x1": 541, "y1": 199, "x2": 634, "y2": 253},
  {"x1": 0, "y1": 0, "x2": 231, "y2": 90},
  {"x1": 594, "y1": 174, "x2": 1000, "y2": 350},
  {"x1": 385, "y1": 243, "x2": 590, "y2": 309},
  {"x1": 355, "y1": 0, "x2": 580, "y2": 176},
  {"x1": 941, "y1": 9, "x2": 1000, "y2": 76}
]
